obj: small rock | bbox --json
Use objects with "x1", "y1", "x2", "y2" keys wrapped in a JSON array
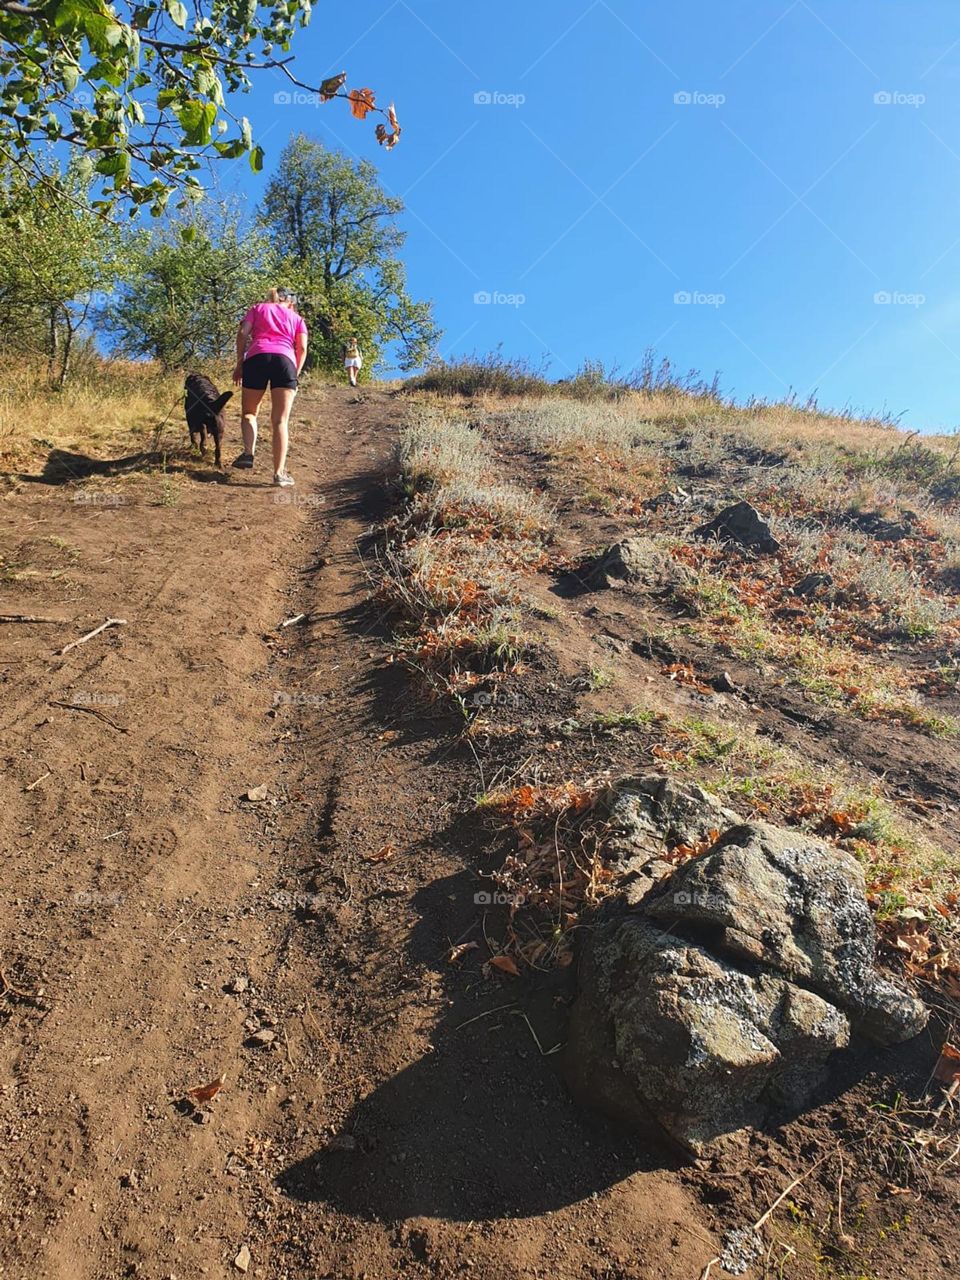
[
  {"x1": 694, "y1": 501, "x2": 781, "y2": 555},
  {"x1": 227, "y1": 975, "x2": 249, "y2": 994},
  {"x1": 247, "y1": 1029, "x2": 276, "y2": 1048},
  {"x1": 585, "y1": 536, "x2": 691, "y2": 591},
  {"x1": 854, "y1": 510, "x2": 913, "y2": 542},
  {"x1": 713, "y1": 670, "x2": 737, "y2": 693},
  {"x1": 233, "y1": 1244, "x2": 251, "y2": 1273},
  {"x1": 243, "y1": 785, "x2": 268, "y2": 803},
  {"x1": 602, "y1": 772, "x2": 739, "y2": 861},
  {"x1": 790, "y1": 572, "x2": 833, "y2": 598}
]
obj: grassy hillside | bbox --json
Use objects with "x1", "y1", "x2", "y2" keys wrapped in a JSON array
[{"x1": 385, "y1": 357, "x2": 960, "y2": 992}]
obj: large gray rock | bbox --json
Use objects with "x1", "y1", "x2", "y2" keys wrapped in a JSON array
[
  {"x1": 604, "y1": 772, "x2": 740, "y2": 858},
  {"x1": 566, "y1": 919, "x2": 850, "y2": 1152},
  {"x1": 602, "y1": 772, "x2": 741, "y2": 905},
  {"x1": 694, "y1": 500, "x2": 781, "y2": 555},
  {"x1": 565, "y1": 794, "x2": 928, "y2": 1154},
  {"x1": 586, "y1": 536, "x2": 690, "y2": 591},
  {"x1": 646, "y1": 821, "x2": 927, "y2": 1044}
]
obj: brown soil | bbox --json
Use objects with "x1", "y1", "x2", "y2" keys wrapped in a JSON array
[{"x1": 0, "y1": 388, "x2": 956, "y2": 1280}]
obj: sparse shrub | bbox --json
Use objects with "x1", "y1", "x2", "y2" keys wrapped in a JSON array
[{"x1": 406, "y1": 350, "x2": 553, "y2": 399}]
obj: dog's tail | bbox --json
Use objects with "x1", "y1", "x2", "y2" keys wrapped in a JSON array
[{"x1": 212, "y1": 391, "x2": 234, "y2": 413}]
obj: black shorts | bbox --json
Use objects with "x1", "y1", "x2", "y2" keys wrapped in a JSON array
[{"x1": 242, "y1": 353, "x2": 298, "y2": 390}]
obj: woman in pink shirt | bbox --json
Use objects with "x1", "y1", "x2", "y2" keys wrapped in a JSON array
[{"x1": 232, "y1": 287, "x2": 308, "y2": 487}]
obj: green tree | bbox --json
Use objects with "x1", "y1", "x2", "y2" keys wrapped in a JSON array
[
  {"x1": 258, "y1": 134, "x2": 439, "y2": 374},
  {"x1": 0, "y1": 164, "x2": 119, "y2": 385},
  {"x1": 105, "y1": 204, "x2": 272, "y2": 368},
  {"x1": 0, "y1": 1, "x2": 401, "y2": 213}
]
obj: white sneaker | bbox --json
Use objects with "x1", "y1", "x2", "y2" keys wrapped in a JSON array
[{"x1": 273, "y1": 471, "x2": 295, "y2": 487}]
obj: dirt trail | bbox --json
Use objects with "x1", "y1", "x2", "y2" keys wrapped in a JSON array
[{"x1": 0, "y1": 387, "x2": 725, "y2": 1280}]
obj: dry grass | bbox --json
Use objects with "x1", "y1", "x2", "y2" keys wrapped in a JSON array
[
  {"x1": 0, "y1": 359, "x2": 202, "y2": 475},
  {"x1": 675, "y1": 563, "x2": 958, "y2": 735},
  {"x1": 379, "y1": 408, "x2": 552, "y2": 710}
]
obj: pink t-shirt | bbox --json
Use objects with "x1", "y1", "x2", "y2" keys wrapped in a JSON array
[{"x1": 242, "y1": 302, "x2": 307, "y2": 361}]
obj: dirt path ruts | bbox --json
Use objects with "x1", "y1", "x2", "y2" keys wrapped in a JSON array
[{"x1": 0, "y1": 388, "x2": 720, "y2": 1280}]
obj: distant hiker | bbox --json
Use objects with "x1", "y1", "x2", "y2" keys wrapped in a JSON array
[
  {"x1": 232, "y1": 287, "x2": 308, "y2": 487},
  {"x1": 343, "y1": 336, "x2": 363, "y2": 388}
]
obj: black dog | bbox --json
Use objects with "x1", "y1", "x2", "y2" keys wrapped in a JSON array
[{"x1": 184, "y1": 373, "x2": 233, "y2": 469}]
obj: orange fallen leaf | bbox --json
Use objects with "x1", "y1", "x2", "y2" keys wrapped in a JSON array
[
  {"x1": 933, "y1": 1042, "x2": 960, "y2": 1085},
  {"x1": 186, "y1": 1072, "x2": 226, "y2": 1104},
  {"x1": 367, "y1": 843, "x2": 396, "y2": 862},
  {"x1": 489, "y1": 954, "x2": 520, "y2": 976}
]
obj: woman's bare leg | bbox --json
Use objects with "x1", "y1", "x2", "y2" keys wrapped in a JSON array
[
  {"x1": 270, "y1": 386, "x2": 297, "y2": 474},
  {"x1": 241, "y1": 387, "x2": 265, "y2": 455}
]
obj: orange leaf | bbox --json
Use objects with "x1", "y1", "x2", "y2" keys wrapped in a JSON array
[
  {"x1": 934, "y1": 1042, "x2": 960, "y2": 1085},
  {"x1": 186, "y1": 1072, "x2": 226, "y2": 1104},
  {"x1": 376, "y1": 103, "x2": 402, "y2": 149},
  {"x1": 366, "y1": 843, "x2": 396, "y2": 862},
  {"x1": 489, "y1": 954, "x2": 520, "y2": 976},
  {"x1": 349, "y1": 87, "x2": 376, "y2": 119}
]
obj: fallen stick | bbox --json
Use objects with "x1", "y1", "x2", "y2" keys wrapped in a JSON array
[
  {"x1": 455, "y1": 1002, "x2": 517, "y2": 1032},
  {"x1": 58, "y1": 617, "x2": 127, "y2": 656},
  {"x1": 162, "y1": 907, "x2": 200, "y2": 945},
  {"x1": 24, "y1": 771, "x2": 51, "y2": 792},
  {"x1": 49, "y1": 700, "x2": 128, "y2": 734},
  {"x1": 0, "y1": 614, "x2": 67, "y2": 624},
  {"x1": 279, "y1": 612, "x2": 307, "y2": 629}
]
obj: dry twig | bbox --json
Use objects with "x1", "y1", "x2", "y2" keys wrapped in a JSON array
[
  {"x1": 58, "y1": 617, "x2": 127, "y2": 655},
  {"x1": 49, "y1": 700, "x2": 127, "y2": 734}
]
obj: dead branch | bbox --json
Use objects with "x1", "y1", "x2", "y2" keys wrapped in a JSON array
[
  {"x1": 58, "y1": 617, "x2": 127, "y2": 655},
  {"x1": 49, "y1": 700, "x2": 128, "y2": 734},
  {"x1": 0, "y1": 613, "x2": 67, "y2": 623}
]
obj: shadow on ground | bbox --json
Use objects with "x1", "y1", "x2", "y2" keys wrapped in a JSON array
[{"x1": 14, "y1": 446, "x2": 216, "y2": 485}]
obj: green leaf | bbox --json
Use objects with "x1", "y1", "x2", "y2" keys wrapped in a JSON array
[
  {"x1": 165, "y1": 0, "x2": 189, "y2": 30},
  {"x1": 248, "y1": 144, "x2": 264, "y2": 173},
  {"x1": 156, "y1": 89, "x2": 179, "y2": 108},
  {"x1": 181, "y1": 225, "x2": 196, "y2": 243},
  {"x1": 95, "y1": 151, "x2": 131, "y2": 184},
  {"x1": 177, "y1": 99, "x2": 217, "y2": 145}
]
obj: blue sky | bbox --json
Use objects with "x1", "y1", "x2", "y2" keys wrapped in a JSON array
[{"x1": 215, "y1": 2, "x2": 960, "y2": 431}]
